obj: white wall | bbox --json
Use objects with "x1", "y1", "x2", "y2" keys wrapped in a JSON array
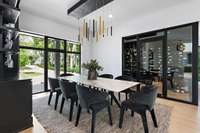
[
  {"x1": 19, "y1": 10, "x2": 92, "y2": 73},
  {"x1": 87, "y1": 0, "x2": 200, "y2": 77}
]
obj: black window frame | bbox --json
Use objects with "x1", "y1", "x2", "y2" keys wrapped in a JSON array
[{"x1": 18, "y1": 31, "x2": 81, "y2": 94}]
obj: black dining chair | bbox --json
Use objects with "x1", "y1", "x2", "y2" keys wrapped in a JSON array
[
  {"x1": 48, "y1": 78, "x2": 62, "y2": 110},
  {"x1": 75, "y1": 84, "x2": 112, "y2": 133},
  {"x1": 119, "y1": 85, "x2": 158, "y2": 133},
  {"x1": 115, "y1": 75, "x2": 137, "y2": 101},
  {"x1": 98, "y1": 74, "x2": 114, "y2": 102},
  {"x1": 59, "y1": 79, "x2": 78, "y2": 121},
  {"x1": 98, "y1": 74, "x2": 114, "y2": 79}
]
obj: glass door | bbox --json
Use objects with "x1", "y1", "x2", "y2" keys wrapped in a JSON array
[
  {"x1": 123, "y1": 22, "x2": 198, "y2": 105},
  {"x1": 139, "y1": 36, "x2": 165, "y2": 95},
  {"x1": 166, "y1": 25, "x2": 193, "y2": 102}
]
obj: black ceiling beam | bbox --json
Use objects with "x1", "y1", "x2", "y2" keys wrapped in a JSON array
[
  {"x1": 67, "y1": 0, "x2": 114, "y2": 19},
  {"x1": 67, "y1": 0, "x2": 87, "y2": 15}
]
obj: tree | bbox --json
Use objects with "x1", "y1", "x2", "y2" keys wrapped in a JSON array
[{"x1": 19, "y1": 49, "x2": 30, "y2": 67}]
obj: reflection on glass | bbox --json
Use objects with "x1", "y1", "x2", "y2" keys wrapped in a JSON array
[
  {"x1": 19, "y1": 49, "x2": 44, "y2": 93},
  {"x1": 167, "y1": 25, "x2": 193, "y2": 102},
  {"x1": 67, "y1": 53, "x2": 80, "y2": 73},
  {"x1": 140, "y1": 40, "x2": 163, "y2": 95}
]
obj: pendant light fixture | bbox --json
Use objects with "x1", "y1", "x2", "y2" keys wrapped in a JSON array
[{"x1": 78, "y1": 0, "x2": 114, "y2": 43}]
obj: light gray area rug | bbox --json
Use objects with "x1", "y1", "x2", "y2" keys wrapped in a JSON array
[{"x1": 33, "y1": 95, "x2": 172, "y2": 133}]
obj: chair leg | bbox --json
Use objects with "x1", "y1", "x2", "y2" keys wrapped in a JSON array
[
  {"x1": 59, "y1": 97, "x2": 65, "y2": 113},
  {"x1": 119, "y1": 107, "x2": 125, "y2": 128},
  {"x1": 140, "y1": 112, "x2": 149, "y2": 133},
  {"x1": 110, "y1": 97, "x2": 113, "y2": 105},
  {"x1": 75, "y1": 105, "x2": 82, "y2": 127},
  {"x1": 48, "y1": 92, "x2": 53, "y2": 105},
  {"x1": 54, "y1": 92, "x2": 60, "y2": 110},
  {"x1": 91, "y1": 111, "x2": 96, "y2": 133},
  {"x1": 170, "y1": 79, "x2": 174, "y2": 89},
  {"x1": 131, "y1": 110, "x2": 134, "y2": 117},
  {"x1": 107, "y1": 105, "x2": 112, "y2": 126},
  {"x1": 150, "y1": 109, "x2": 158, "y2": 128},
  {"x1": 125, "y1": 93, "x2": 128, "y2": 101},
  {"x1": 118, "y1": 93, "x2": 121, "y2": 101},
  {"x1": 69, "y1": 100, "x2": 75, "y2": 121}
]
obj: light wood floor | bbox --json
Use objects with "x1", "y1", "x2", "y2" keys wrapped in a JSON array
[{"x1": 20, "y1": 93, "x2": 200, "y2": 133}]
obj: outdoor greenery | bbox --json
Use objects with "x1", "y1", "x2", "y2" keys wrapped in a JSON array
[
  {"x1": 67, "y1": 42, "x2": 81, "y2": 52},
  {"x1": 19, "y1": 49, "x2": 44, "y2": 67},
  {"x1": 20, "y1": 34, "x2": 44, "y2": 48},
  {"x1": 48, "y1": 53, "x2": 64, "y2": 71},
  {"x1": 67, "y1": 54, "x2": 80, "y2": 73},
  {"x1": 19, "y1": 34, "x2": 81, "y2": 79},
  {"x1": 48, "y1": 39, "x2": 65, "y2": 49}
]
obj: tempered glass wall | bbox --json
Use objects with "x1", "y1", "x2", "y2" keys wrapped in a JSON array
[
  {"x1": 19, "y1": 33, "x2": 81, "y2": 93},
  {"x1": 140, "y1": 39, "x2": 164, "y2": 95},
  {"x1": 122, "y1": 22, "x2": 198, "y2": 104},
  {"x1": 67, "y1": 42, "x2": 81, "y2": 73},
  {"x1": 19, "y1": 34, "x2": 45, "y2": 94},
  {"x1": 47, "y1": 38, "x2": 65, "y2": 78},
  {"x1": 167, "y1": 26, "x2": 193, "y2": 102},
  {"x1": 48, "y1": 52, "x2": 64, "y2": 78}
]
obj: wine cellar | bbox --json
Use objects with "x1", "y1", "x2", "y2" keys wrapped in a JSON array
[{"x1": 122, "y1": 22, "x2": 198, "y2": 105}]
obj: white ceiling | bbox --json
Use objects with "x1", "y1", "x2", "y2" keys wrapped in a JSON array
[
  {"x1": 20, "y1": 0, "x2": 191, "y2": 28},
  {"x1": 20, "y1": 0, "x2": 80, "y2": 28}
]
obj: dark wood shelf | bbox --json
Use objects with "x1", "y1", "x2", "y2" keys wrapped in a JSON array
[
  {"x1": 0, "y1": 2, "x2": 20, "y2": 24},
  {"x1": 3, "y1": 0, "x2": 19, "y2": 7},
  {"x1": 0, "y1": 25, "x2": 19, "y2": 31},
  {"x1": 0, "y1": 26, "x2": 19, "y2": 40},
  {"x1": 0, "y1": 48, "x2": 19, "y2": 54}
]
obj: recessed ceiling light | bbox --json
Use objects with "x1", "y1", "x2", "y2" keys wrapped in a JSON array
[{"x1": 108, "y1": 14, "x2": 113, "y2": 18}]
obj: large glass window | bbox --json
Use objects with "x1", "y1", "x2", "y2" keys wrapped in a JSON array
[
  {"x1": 48, "y1": 38, "x2": 65, "y2": 50},
  {"x1": 19, "y1": 34, "x2": 44, "y2": 48},
  {"x1": 19, "y1": 33, "x2": 81, "y2": 94},
  {"x1": 67, "y1": 53, "x2": 80, "y2": 73},
  {"x1": 48, "y1": 52, "x2": 64, "y2": 78},
  {"x1": 67, "y1": 42, "x2": 81, "y2": 73}
]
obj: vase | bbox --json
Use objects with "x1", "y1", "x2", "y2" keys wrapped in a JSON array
[{"x1": 88, "y1": 70, "x2": 97, "y2": 80}]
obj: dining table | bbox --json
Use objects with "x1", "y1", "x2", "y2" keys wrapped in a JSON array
[{"x1": 60, "y1": 74, "x2": 140, "y2": 108}]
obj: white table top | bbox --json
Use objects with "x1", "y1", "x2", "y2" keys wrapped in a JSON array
[{"x1": 60, "y1": 75, "x2": 140, "y2": 93}]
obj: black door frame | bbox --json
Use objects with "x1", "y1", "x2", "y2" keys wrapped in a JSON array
[
  {"x1": 122, "y1": 22, "x2": 199, "y2": 105},
  {"x1": 138, "y1": 36, "x2": 167, "y2": 97}
]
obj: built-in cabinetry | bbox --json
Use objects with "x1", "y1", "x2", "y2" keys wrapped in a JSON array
[
  {"x1": 0, "y1": 79, "x2": 33, "y2": 132},
  {"x1": 0, "y1": 1, "x2": 33, "y2": 132},
  {"x1": 122, "y1": 40, "x2": 137, "y2": 76}
]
